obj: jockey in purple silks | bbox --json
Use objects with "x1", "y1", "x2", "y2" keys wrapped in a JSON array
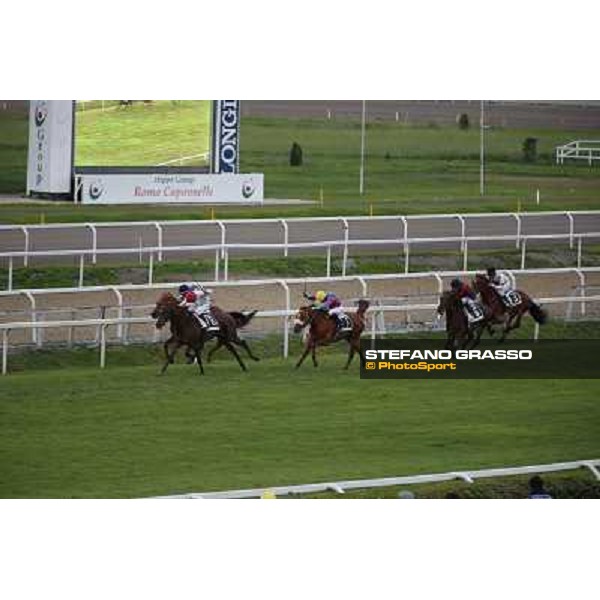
[{"x1": 303, "y1": 290, "x2": 352, "y2": 332}]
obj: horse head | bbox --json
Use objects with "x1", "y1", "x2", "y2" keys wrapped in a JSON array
[
  {"x1": 151, "y1": 292, "x2": 178, "y2": 329},
  {"x1": 472, "y1": 273, "x2": 488, "y2": 294},
  {"x1": 293, "y1": 305, "x2": 312, "y2": 334}
]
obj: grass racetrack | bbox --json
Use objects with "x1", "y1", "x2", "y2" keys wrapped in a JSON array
[{"x1": 1, "y1": 343, "x2": 598, "y2": 498}]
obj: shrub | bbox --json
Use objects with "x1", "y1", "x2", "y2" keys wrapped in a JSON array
[
  {"x1": 289, "y1": 142, "x2": 303, "y2": 167},
  {"x1": 457, "y1": 113, "x2": 470, "y2": 130},
  {"x1": 523, "y1": 137, "x2": 538, "y2": 162}
]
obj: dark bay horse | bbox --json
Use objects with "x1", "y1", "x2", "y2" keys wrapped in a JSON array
[
  {"x1": 472, "y1": 274, "x2": 547, "y2": 341},
  {"x1": 151, "y1": 293, "x2": 249, "y2": 375},
  {"x1": 293, "y1": 300, "x2": 370, "y2": 369},
  {"x1": 436, "y1": 291, "x2": 492, "y2": 349}
]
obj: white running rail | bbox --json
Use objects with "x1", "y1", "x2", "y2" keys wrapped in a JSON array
[{"x1": 555, "y1": 140, "x2": 600, "y2": 165}]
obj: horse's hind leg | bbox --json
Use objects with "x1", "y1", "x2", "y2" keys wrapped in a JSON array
[
  {"x1": 194, "y1": 347, "x2": 204, "y2": 375},
  {"x1": 222, "y1": 339, "x2": 247, "y2": 372},
  {"x1": 206, "y1": 339, "x2": 223, "y2": 362},
  {"x1": 235, "y1": 335, "x2": 260, "y2": 361},
  {"x1": 311, "y1": 343, "x2": 318, "y2": 367}
]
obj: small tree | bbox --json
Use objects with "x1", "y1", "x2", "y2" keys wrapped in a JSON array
[
  {"x1": 290, "y1": 142, "x2": 303, "y2": 166},
  {"x1": 457, "y1": 113, "x2": 470, "y2": 130},
  {"x1": 523, "y1": 137, "x2": 538, "y2": 162}
]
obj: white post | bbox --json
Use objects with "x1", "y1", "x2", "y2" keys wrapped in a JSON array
[
  {"x1": 513, "y1": 213, "x2": 522, "y2": 249},
  {"x1": 520, "y1": 238, "x2": 527, "y2": 270},
  {"x1": 2, "y1": 329, "x2": 8, "y2": 375},
  {"x1": 359, "y1": 100, "x2": 366, "y2": 195},
  {"x1": 24, "y1": 291, "x2": 37, "y2": 346},
  {"x1": 533, "y1": 322, "x2": 540, "y2": 341},
  {"x1": 8, "y1": 256, "x2": 13, "y2": 292},
  {"x1": 214, "y1": 249, "x2": 220, "y2": 281},
  {"x1": 112, "y1": 287, "x2": 124, "y2": 340},
  {"x1": 326, "y1": 246, "x2": 331, "y2": 277},
  {"x1": 224, "y1": 250, "x2": 229, "y2": 281},
  {"x1": 148, "y1": 253, "x2": 154, "y2": 285},
  {"x1": 154, "y1": 222, "x2": 163, "y2": 262},
  {"x1": 280, "y1": 219, "x2": 289, "y2": 258},
  {"x1": 566, "y1": 212, "x2": 574, "y2": 249},
  {"x1": 480, "y1": 100, "x2": 485, "y2": 196},
  {"x1": 341, "y1": 218, "x2": 349, "y2": 277},
  {"x1": 278, "y1": 280, "x2": 290, "y2": 359},
  {"x1": 87, "y1": 224, "x2": 98, "y2": 264},
  {"x1": 457, "y1": 215, "x2": 466, "y2": 252},
  {"x1": 217, "y1": 221, "x2": 226, "y2": 259},
  {"x1": 463, "y1": 240, "x2": 468, "y2": 272},
  {"x1": 536, "y1": 189, "x2": 540, "y2": 205},
  {"x1": 100, "y1": 324, "x2": 107, "y2": 369},
  {"x1": 138, "y1": 236, "x2": 143, "y2": 264},
  {"x1": 577, "y1": 237, "x2": 582, "y2": 269},
  {"x1": 78, "y1": 254, "x2": 85, "y2": 288},
  {"x1": 404, "y1": 243, "x2": 410, "y2": 274},
  {"x1": 21, "y1": 226, "x2": 29, "y2": 267}
]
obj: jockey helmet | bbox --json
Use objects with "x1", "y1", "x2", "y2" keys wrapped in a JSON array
[
  {"x1": 486, "y1": 267, "x2": 496, "y2": 278},
  {"x1": 178, "y1": 283, "x2": 190, "y2": 294},
  {"x1": 315, "y1": 290, "x2": 326, "y2": 302},
  {"x1": 450, "y1": 278, "x2": 461, "y2": 290}
]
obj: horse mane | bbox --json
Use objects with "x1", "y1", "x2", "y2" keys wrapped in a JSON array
[{"x1": 157, "y1": 291, "x2": 178, "y2": 306}]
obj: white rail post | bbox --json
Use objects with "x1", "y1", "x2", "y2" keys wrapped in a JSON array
[
  {"x1": 2, "y1": 329, "x2": 8, "y2": 375},
  {"x1": 512, "y1": 213, "x2": 521, "y2": 249},
  {"x1": 340, "y1": 218, "x2": 349, "y2": 276},
  {"x1": 463, "y1": 239, "x2": 468, "y2": 272},
  {"x1": 575, "y1": 268, "x2": 586, "y2": 317},
  {"x1": 326, "y1": 246, "x2": 332, "y2": 277},
  {"x1": 21, "y1": 226, "x2": 29, "y2": 266},
  {"x1": 404, "y1": 243, "x2": 410, "y2": 274},
  {"x1": 68, "y1": 309, "x2": 75, "y2": 347},
  {"x1": 8, "y1": 256, "x2": 13, "y2": 291},
  {"x1": 434, "y1": 272, "x2": 444, "y2": 295},
  {"x1": 371, "y1": 303, "x2": 377, "y2": 346},
  {"x1": 520, "y1": 237, "x2": 527, "y2": 270},
  {"x1": 280, "y1": 219, "x2": 289, "y2": 258},
  {"x1": 566, "y1": 212, "x2": 574, "y2": 249},
  {"x1": 148, "y1": 253, "x2": 154, "y2": 285},
  {"x1": 24, "y1": 291, "x2": 37, "y2": 346},
  {"x1": 111, "y1": 287, "x2": 124, "y2": 340},
  {"x1": 533, "y1": 322, "x2": 540, "y2": 341},
  {"x1": 400, "y1": 216, "x2": 408, "y2": 270},
  {"x1": 217, "y1": 221, "x2": 226, "y2": 259},
  {"x1": 278, "y1": 280, "x2": 290, "y2": 358},
  {"x1": 456, "y1": 215, "x2": 466, "y2": 252},
  {"x1": 356, "y1": 276, "x2": 368, "y2": 298},
  {"x1": 154, "y1": 222, "x2": 163, "y2": 262},
  {"x1": 214, "y1": 249, "x2": 220, "y2": 281},
  {"x1": 224, "y1": 249, "x2": 229, "y2": 281},
  {"x1": 77, "y1": 254, "x2": 85, "y2": 288},
  {"x1": 86, "y1": 223, "x2": 98, "y2": 264},
  {"x1": 100, "y1": 323, "x2": 107, "y2": 369},
  {"x1": 577, "y1": 236, "x2": 583, "y2": 269}
]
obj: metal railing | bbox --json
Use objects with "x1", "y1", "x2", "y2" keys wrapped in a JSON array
[
  {"x1": 149, "y1": 458, "x2": 600, "y2": 498},
  {"x1": 555, "y1": 140, "x2": 600, "y2": 165},
  {"x1": 2, "y1": 293, "x2": 599, "y2": 375},
  {"x1": 1, "y1": 210, "x2": 597, "y2": 272},
  {"x1": 2, "y1": 231, "x2": 599, "y2": 290}
]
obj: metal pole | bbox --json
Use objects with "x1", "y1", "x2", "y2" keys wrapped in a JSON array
[
  {"x1": 520, "y1": 238, "x2": 527, "y2": 270},
  {"x1": 326, "y1": 246, "x2": 331, "y2": 278},
  {"x1": 280, "y1": 219, "x2": 289, "y2": 258},
  {"x1": 100, "y1": 324, "x2": 107, "y2": 369},
  {"x1": 359, "y1": 100, "x2": 366, "y2": 195},
  {"x1": 480, "y1": 100, "x2": 485, "y2": 196},
  {"x1": 78, "y1": 254, "x2": 85, "y2": 288},
  {"x1": 278, "y1": 280, "x2": 290, "y2": 359},
  {"x1": 577, "y1": 237, "x2": 582, "y2": 269},
  {"x1": 21, "y1": 226, "x2": 29, "y2": 267},
  {"x1": 8, "y1": 256, "x2": 13, "y2": 291},
  {"x1": 214, "y1": 248, "x2": 220, "y2": 281},
  {"x1": 341, "y1": 218, "x2": 349, "y2": 277},
  {"x1": 463, "y1": 240, "x2": 468, "y2": 272},
  {"x1": 148, "y1": 253, "x2": 154, "y2": 285},
  {"x1": 2, "y1": 329, "x2": 8, "y2": 375},
  {"x1": 224, "y1": 250, "x2": 229, "y2": 281}
]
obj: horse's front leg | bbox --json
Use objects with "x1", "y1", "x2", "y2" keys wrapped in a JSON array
[
  {"x1": 344, "y1": 338, "x2": 364, "y2": 370},
  {"x1": 311, "y1": 342, "x2": 319, "y2": 368},
  {"x1": 194, "y1": 346, "x2": 204, "y2": 376},
  {"x1": 296, "y1": 336, "x2": 313, "y2": 369},
  {"x1": 161, "y1": 339, "x2": 181, "y2": 374}
]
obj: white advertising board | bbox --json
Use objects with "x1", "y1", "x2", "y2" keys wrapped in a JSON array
[
  {"x1": 27, "y1": 100, "x2": 74, "y2": 194},
  {"x1": 79, "y1": 173, "x2": 264, "y2": 204}
]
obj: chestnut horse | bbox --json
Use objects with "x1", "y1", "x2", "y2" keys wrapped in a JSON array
[
  {"x1": 472, "y1": 274, "x2": 547, "y2": 341},
  {"x1": 293, "y1": 299, "x2": 370, "y2": 369},
  {"x1": 150, "y1": 293, "x2": 249, "y2": 375},
  {"x1": 436, "y1": 291, "x2": 492, "y2": 349}
]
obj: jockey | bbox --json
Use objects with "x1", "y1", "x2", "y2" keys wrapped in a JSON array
[
  {"x1": 450, "y1": 278, "x2": 484, "y2": 323},
  {"x1": 177, "y1": 282, "x2": 219, "y2": 331},
  {"x1": 486, "y1": 267, "x2": 520, "y2": 307},
  {"x1": 303, "y1": 290, "x2": 352, "y2": 332}
]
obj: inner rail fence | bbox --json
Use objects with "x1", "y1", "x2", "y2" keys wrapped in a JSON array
[
  {"x1": 2, "y1": 293, "x2": 599, "y2": 375},
  {"x1": 149, "y1": 458, "x2": 600, "y2": 498},
  {"x1": 2, "y1": 230, "x2": 600, "y2": 291},
  {"x1": 1, "y1": 210, "x2": 598, "y2": 275}
]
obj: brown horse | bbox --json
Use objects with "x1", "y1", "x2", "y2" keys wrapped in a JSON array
[
  {"x1": 436, "y1": 291, "x2": 492, "y2": 349},
  {"x1": 293, "y1": 300, "x2": 370, "y2": 369},
  {"x1": 472, "y1": 274, "x2": 547, "y2": 341},
  {"x1": 150, "y1": 293, "x2": 249, "y2": 375}
]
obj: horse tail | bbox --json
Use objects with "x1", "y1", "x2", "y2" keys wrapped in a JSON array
[
  {"x1": 229, "y1": 310, "x2": 258, "y2": 329},
  {"x1": 528, "y1": 301, "x2": 547, "y2": 325}
]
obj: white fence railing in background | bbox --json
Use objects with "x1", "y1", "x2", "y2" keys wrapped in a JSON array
[
  {"x1": 555, "y1": 140, "x2": 600, "y2": 165},
  {"x1": 149, "y1": 458, "x2": 600, "y2": 499},
  {"x1": 156, "y1": 152, "x2": 209, "y2": 166},
  {"x1": 2, "y1": 293, "x2": 599, "y2": 375},
  {"x1": 1, "y1": 211, "x2": 598, "y2": 280},
  {"x1": 2, "y1": 231, "x2": 599, "y2": 290}
]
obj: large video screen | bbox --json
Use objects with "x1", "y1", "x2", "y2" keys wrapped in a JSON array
[{"x1": 74, "y1": 100, "x2": 211, "y2": 167}]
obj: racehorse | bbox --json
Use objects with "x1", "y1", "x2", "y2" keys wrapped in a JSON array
[
  {"x1": 436, "y1": 291, "x2": 492, "y2": 349},
  {"x1": 150, "y1": 293, "x2": 249, "y2": 375},
  {"x1": 472, "y1": 274, "x2": 547, "y2": 341},
  {"x1": 293, "y1": 299, "x2": 370, "y2": 369}
]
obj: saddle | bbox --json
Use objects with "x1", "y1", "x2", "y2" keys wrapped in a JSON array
[
  {"x1": 502, "y1": 290, "x2": 522, "y2": 308},
  {"x1": 196, "y1": 312, "x2": 220, "y2": 331},
  {"x1": 335, "y1": 313, "x2": 353, "y2": 332}
]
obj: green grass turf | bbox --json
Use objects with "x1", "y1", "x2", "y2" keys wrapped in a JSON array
[
  {"x1": 0, "y1": 339, "x2": 598, "y2": 498},
  {"x1": 2, "y1": 116, "x2": 600, "y2": 223},
  {"x1": 74, "y1": 100, "x2": 211, "y2": 166}
]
